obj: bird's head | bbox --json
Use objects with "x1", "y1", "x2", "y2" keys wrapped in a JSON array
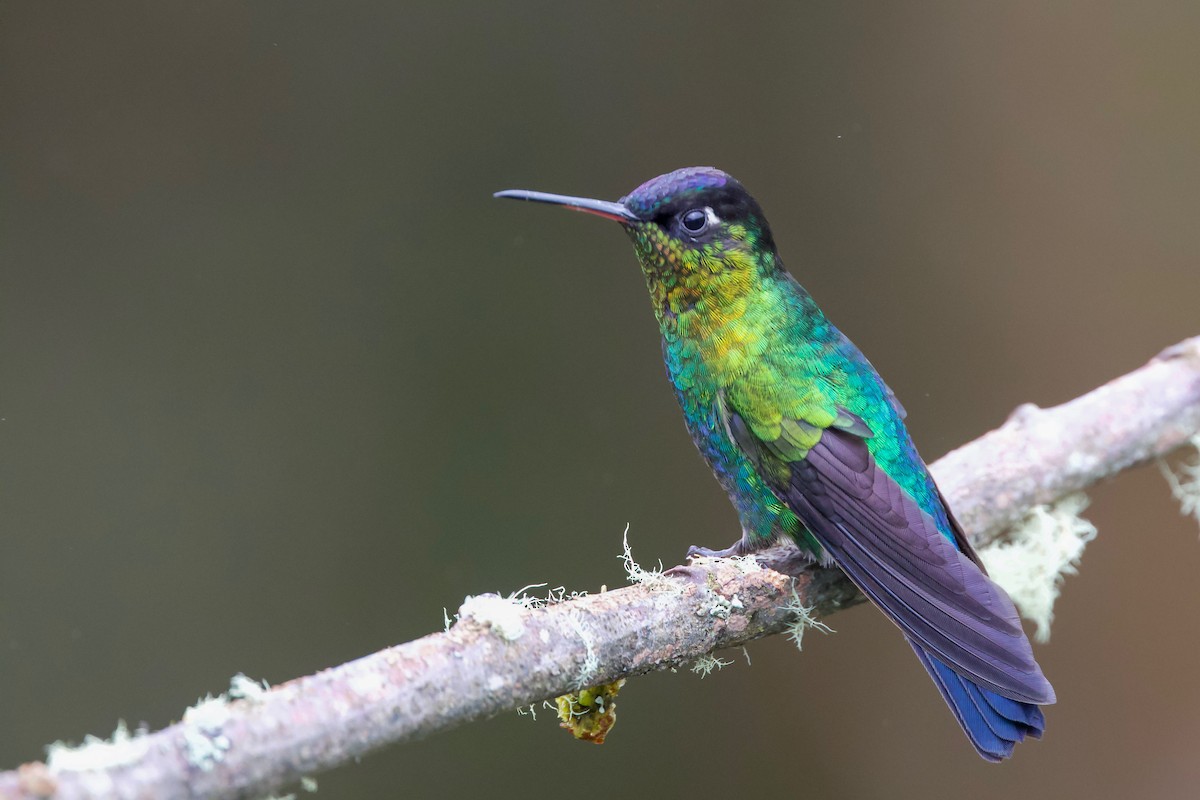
[{"x1": 496, "y1": 167, "x2": 781, "y2": 322}]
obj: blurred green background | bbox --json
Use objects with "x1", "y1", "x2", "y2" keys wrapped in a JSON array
[{"x1": 2, "y1": 2, "x2": 1199, "y2": 797}]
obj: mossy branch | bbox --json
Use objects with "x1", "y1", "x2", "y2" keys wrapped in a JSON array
[{"x1": 3, "y1": 337, "x2": 1200, "y2": 800}]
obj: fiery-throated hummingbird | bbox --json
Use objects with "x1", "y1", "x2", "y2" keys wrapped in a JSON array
[{"x1": 495, "y1": 167, "x2": 1054, "y2": 761}]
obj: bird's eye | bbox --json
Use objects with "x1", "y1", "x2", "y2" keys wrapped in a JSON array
[{"x1": 681, "y1": 208, "x2": 709, "y2": 234}]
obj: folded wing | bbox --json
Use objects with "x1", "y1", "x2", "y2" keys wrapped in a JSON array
[{"x1": 727, "y1": 404, "x2": 1054, "y2": 705}]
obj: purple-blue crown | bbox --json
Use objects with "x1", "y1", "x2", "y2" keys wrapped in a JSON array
[{"x1": 621, "y1": 167, "x2": 732, "y2": 218}]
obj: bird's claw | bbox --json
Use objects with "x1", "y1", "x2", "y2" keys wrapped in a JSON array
[{"x1": 686, "y1": 539, "x2": 750, "y2": 560}]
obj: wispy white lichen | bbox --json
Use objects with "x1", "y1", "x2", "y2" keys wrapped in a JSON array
[
  {"x1": 44, "y1": 671, "x2": 269, "y2": 778},
  {"x1": 46, "y1": 720, "x2": 150, "y2": 773},
  {"x1": 1159, "y1": 434, "x2": 1200, "y2": 528},
  {"x1": 458, "y1": 594, "x2": 528, "y2": 641},
  {"x1": 690, "y1": 654, "x2": 734, "y2": 678},
  {"x1": 687, "y1": 552, "x2": 762, "y2": 575},
  {"x1": 182, "y1": 694, "x2": 234, "y2": 772},
  {"x1": 980, "y1": 493, "x2": 1097, "y2": 643},
  {"x1": 515, "y1": 700, "x2": 557, "y2": 720},
  {"x1": 228, "y1": 673, "x2": 270, "y2": 702},
  {"x1": 619, "y1": 525, "x2": 674, "y2": 592},
  {"x1": 457, "y1": 579, "x2": 593, "y2": 641},
  {"x1": 448, "y1": 576, "x2": 589, "y2": 639},
  {"x1": 565, "y1": 608, "x2": 599, "y2": 689},
  {"x1": 780, "y1": 588, "x2": 834, "y2": 651},
  {"x1": 509, "y1": 583, "x2": 589, "y2": 609}
]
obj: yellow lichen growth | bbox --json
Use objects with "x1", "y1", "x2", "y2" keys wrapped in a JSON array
[{"x1": 555, "y1": 679, "x2": 626, "y2": 744}]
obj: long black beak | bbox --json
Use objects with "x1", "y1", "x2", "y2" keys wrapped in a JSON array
[{"x1": 493, "y1": 189, "x2": 638, "y2": 223}]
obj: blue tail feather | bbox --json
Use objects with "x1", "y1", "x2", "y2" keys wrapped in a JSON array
[{"x1": 908, "y1": 638, "x2": 1046, "y2": 762}]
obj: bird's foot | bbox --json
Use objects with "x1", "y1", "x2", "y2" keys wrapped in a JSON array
[
  {"x1": 669, "y1": 537, "x2": 822, "y2": 582},
  {"x1": 686, "y1": 537, "x2": 823, "y2": 580},
  {"x1": 686, "y1": 536, "x2": 756, "y2": 561},
  {"x1": 662, "y1": 535, "x2": 756, "y2": 583}
]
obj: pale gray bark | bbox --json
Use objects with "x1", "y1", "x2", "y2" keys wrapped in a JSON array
[{"x1": 2, "y1": 337, "x2": 1198, "y2": 800}]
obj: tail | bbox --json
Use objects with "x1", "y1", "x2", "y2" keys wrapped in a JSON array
[{"x1": 908, "y1": 638, "x2": 1046, "y2": 762}]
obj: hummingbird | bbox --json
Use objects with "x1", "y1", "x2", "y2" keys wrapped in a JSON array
[{"x1": 495, "y1": 167, "x2": 1054, "y2": 761}]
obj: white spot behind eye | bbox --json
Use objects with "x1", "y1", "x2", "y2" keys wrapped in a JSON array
[{"x1": 704, "y1": 206, "x2": 720, "y2": 226}]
